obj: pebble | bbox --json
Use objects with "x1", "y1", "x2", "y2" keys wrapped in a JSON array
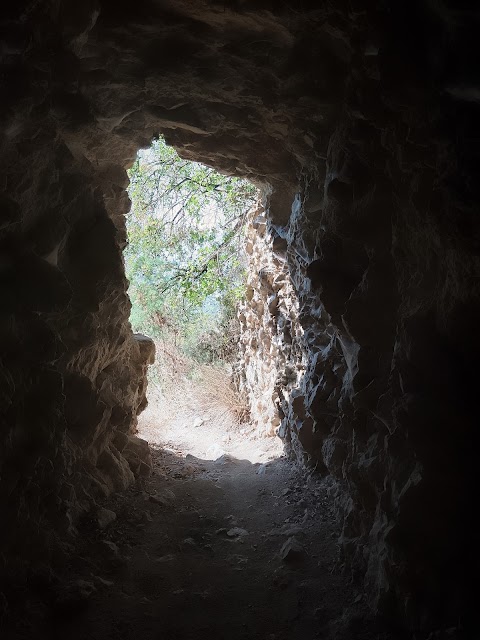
[
  {"x1": 149, "y1": 494, "x2": 169, "y2": 506},
  {"x1": 155, "y1": 554, "x2": 176, "y2": 563},
  {"x1": 182, "y1": 537, "x2": 196, "y2": 546},
  {"x1": 206, "y1": 444, "x2": 226, "y2": 459},
  {"x1": 101, "y1": 540, "x2": 120, "y2": 555},
  {"x1": 149, "y1": 488, "x2": 176, "y2": 506},
  {"x1": 214, "y1": 453, "x2": 235, "y2": 465},
  {"x1": 279, "y1": 537, "x2": 305, "y2": 562}
]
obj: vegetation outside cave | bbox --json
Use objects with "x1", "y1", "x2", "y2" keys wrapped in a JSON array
[{"x1": 125, "y1": 137, "x2": 257, "y2": 451}]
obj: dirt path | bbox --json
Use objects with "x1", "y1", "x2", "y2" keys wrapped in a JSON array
[
  {"x1": 13, "y1": 418, "x2": 393, "y2": 640},
  {"x1": 49, "y1": 452, "x2": 348, "y2": 640}
]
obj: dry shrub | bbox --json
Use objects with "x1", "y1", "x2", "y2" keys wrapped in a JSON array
[
  {"x1": 144, "y1": 337, "x2": 249, "y2": 433},
  {"x1": 194, "y1": 364, "x2": 249, "y2": 427}
]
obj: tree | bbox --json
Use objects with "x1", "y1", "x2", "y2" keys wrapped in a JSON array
[{"x1": 125, "y1": 136, "x2": 256, "y2": 361}]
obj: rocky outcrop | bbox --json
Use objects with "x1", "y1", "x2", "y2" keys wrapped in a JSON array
[
  {"x1": 234, "y1": 204, "x2": 304, "y2": 440},
  {"x1": 0, "y1": 0, "x2": 478, "y2": 633}
]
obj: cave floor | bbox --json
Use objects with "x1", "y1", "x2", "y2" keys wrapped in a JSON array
[{"x1": 17, "y1": 422, "x2": 394, "y2": 640}]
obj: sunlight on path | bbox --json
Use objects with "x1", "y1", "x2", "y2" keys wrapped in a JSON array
[{"x1": 137, "y1": 398, "x2": 284, "y2": 465}]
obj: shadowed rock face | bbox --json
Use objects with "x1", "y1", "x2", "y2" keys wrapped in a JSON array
[{"x1": 0, "y1": 0, "x2": 478, "y2": 632}]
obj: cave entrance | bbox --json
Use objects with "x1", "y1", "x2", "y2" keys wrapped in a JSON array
[{"x1": 125, "y1": 137, "x2": 280, "y2": 464}]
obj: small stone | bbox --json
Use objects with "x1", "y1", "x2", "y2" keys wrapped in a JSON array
[
  {"x1": 149, "y1": 488, "x2": 175, "y2": 506},
  {"x1": 155, "y1": 554, "x2": 176, "y2": 563},
  {"x1": 102, "y1": 540, "x2": 119, "y2": 553},
  {"x1": 256, "y1": 464, "x2": 267, "y2": 475},
  {"x1": 280, "y1": 537, "x2": 305, "y2": 562},
  {"x1": 149, "y1": 494, "x2": 169, "y2": 506},
  {"x1": 97, "y1": 507, "x2": 116, "y2": 530},
  {"x1": 215, "y1": 454, "x2": 236, "y2": 465},
  {"x1": 193, "y1": 417, "x2": 204, "y2": 428},
  {"x1": 207, "y1": 445, "x2": 227, "y2": 460},
  {"x1": 182, "y1": 537, "x2": 196, "y2": 546}
]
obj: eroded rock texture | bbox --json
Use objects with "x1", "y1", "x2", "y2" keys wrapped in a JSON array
[
  {"x1": 1, "y1": 0, "x2": 478, "y2": 633},
  {"x1": 234, "y1": 205, "x2": 304, "y2": 439}
]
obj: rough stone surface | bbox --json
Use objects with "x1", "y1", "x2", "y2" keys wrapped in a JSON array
[
  {"x1": 280, "y1": 536, "x2": 305, "y2": 563},
  {"x1": 234, "y1": 205, "x2": 304, "y2": 438},
  {"x1": 96, "y1": 507, "x2": 116, "y2": 530},
  {"x1": 0, "y1": 0, "x2": 478, "y2": 634}
]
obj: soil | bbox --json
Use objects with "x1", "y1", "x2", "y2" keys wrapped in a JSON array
[{"x1": 6, "y1": 415, "x2": 396, "y2": 640}]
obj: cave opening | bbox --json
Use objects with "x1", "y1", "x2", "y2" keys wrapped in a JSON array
[
  {"x1": 0, "y1": 1, "x2": 477, "y2": 638},
  {"x1": 124, "y1": 137, "x2": 283, "y2": 464}
]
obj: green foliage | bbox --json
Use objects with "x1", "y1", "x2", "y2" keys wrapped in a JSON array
[{"x1": 125, "y1": 137, "x2": 256, "y2": 362}]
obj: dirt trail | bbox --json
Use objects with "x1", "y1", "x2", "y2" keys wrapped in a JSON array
[{"x1": 19, "y1": 419, "x2": 392, "y2": 640}]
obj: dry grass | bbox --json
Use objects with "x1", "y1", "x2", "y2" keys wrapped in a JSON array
[
  {"x1": 139, "y1": 337, "x2": 249, "y2": 439},
  {"x1": 193, "y1": 363, "x2": 250, "y2": 427},
  {"x1": 137, "y1": 337, "x2": 284, "y2": 464}
]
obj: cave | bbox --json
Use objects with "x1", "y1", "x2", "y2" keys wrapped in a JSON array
[{"x1": 0, "y1": 1, "x2": 478, "y2": 638}]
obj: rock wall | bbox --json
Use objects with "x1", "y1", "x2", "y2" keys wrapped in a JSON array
[
  {"x1": 0, "y1": 0, "x2": 478, "y2": 633},
  {"x1": 234, "y1": 204, "x2": 304, "y2": 440}
]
